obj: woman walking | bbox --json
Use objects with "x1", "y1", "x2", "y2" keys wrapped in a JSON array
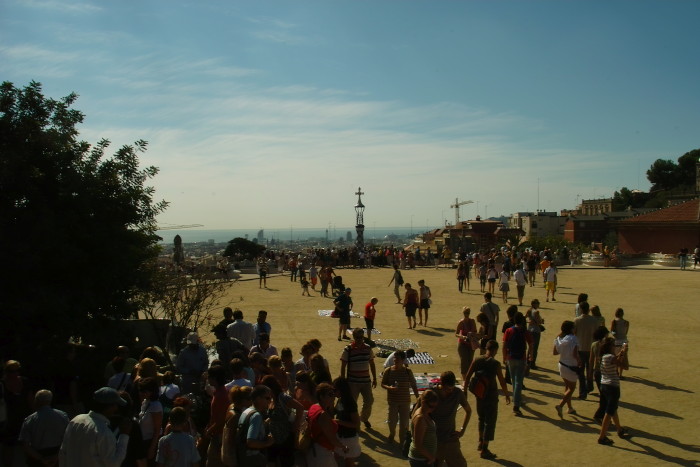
[
  {"x1": 611, "y1": 308, "x2": 630, "y2": 379},
  {"x1": 465, "y1": 340, "x2": 510, "y2": 460},
  {"x1": 455, "y1": 306, "x2": 479, "y2": 385},
  {"x1": 553, "y1": 321, "x2": 581, "y2": 418},
  {"x1": 525, "y1": 299, "x2": 544, "y2": 369},
  {"x1": 597, "y1": 337, "x2": 629, "y2": 445},
  {"x1": 407, "y1": 390, "x2": 439, "y2": 466}
]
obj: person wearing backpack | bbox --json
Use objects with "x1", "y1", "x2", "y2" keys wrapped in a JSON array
[
  {"x1": 236, "y1": 385, "x2": 274, "y2": 467},
  {"x1": 502, "y1": 312, "x2": 532, "y2": 417},
  {"x1": 260, "y1": 375, "x2": 304, "y2": 467},
  {"x1": 388, "y1": 264, "x2": 404, "y2": 303}
]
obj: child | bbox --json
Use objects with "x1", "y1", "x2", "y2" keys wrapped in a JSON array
[
  {"x1": 301, "y1": 278, "x2": 311, "y2": 296},
  {"x1": 498, "y1": 269, "x2": 510, "y2": 303},
  {"x1": 156, "y1": 406, "x2": 200, "y2": 467}
]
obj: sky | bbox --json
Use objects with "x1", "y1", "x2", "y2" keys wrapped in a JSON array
[{"x1": 2, "y1": 0, "x2": 699, "y2": 230}]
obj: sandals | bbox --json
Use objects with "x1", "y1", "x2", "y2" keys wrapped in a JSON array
[
  {"x1": 617, "y1": 428, "x2": 630, "y2": 438},
  {"x1": 598, "y1": 436, "x2": 614, "y2": 446}
]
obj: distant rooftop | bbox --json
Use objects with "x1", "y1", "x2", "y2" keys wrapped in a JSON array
[{"x1": 622, "y1": 198, "x2": 700, "y2": 223}]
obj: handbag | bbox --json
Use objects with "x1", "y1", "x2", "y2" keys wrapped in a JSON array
[
  {"x1": 539, "y1": 324, "x2": 546, "y2": 332},
  {"x1": 468, "y1": 371, "x2": 489, "y2": 399}
]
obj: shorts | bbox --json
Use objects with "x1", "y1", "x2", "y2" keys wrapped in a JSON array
[
  {"x1": 259, "y1": 271, "x2": 267, "y2": 277},
  {"x1": 600, "y1": 384, "x2": 620, "y2": 415},
  {"x1": 405, "y1": 304, "x2": 417, "y2": 317},
  {"x1": 364, "y1": 318, "x2": 374, "y2": 331},
  {"x1": 498, "y1": 283, "x2": 509, "y2": 292},
  {"x1": 339, "y1": 312, "x2": 351, "y2": 325},
  {"x1": 335, "y1": 435, "x2": 361, "y2": 458},
  {"x1": 488, "y1": 278, "x2": 496, "y2": 283},
  {"x1": 545, "y1": 281, "x2": 556, "y2": 291},
  {"x1": 558, "y1": 362, "x2": 579, "y2": 383},
  {"x1": 420, "y1": 298, "x2": 430, "y2": 309}
]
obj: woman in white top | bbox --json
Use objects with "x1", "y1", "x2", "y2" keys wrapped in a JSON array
[
  {"x1": 597, "y1": 337, "x2": 629, "y2": 445},
  {"x1": 611, "y1": 308, "x2": 630, "y2": 379},
  {"x1": 553, "y1": 320, "x2": 581, "y2": 418},
  {"x1": 137, "y1": 377, "x2": 164, "y2": 462}
]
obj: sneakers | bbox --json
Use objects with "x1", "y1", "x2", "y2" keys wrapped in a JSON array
[
  {"x1": 617, "y1": 427, "x2": 629, "y2": 438},
  {"x1": 598, "y1": 437, "x2": 614, "y2": 446},
  {"x1": 480, "y1": 449, "x2": 497, "y2": 459},
  {"x1": 555, "y1": 405, "x2": 563, "y2": 418}
]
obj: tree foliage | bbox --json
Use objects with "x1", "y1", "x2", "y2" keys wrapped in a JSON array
[
  {"x1": 0, "y1": 81, "x2": 167, "y2": 360},
  {"x1": 223, "y1": 237, "x2": 266, "y2": 259},
  {"x1": 646, "y1": 148, "x2": 699, "y2": 192}
]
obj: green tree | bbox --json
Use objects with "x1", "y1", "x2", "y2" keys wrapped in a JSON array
[
  {"x1": 646, "y1": 148, "x2": 699, "y2": 192},
  {"x1": 0, "y1": 81, "x2": 167, "y2": 361},
  {"x1": 223, "y1": 237, "x2": 266, "y2": 259}
]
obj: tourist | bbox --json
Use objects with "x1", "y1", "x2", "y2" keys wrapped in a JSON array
[
  {"x1": 478, "y1": 262, "x2": 487, "y2": 293},
  {"x1": 334, "y1": 287, "x2": 354, "y2": 341},
  {"x1": 333, "y1": 377, "x2": 362, "y2": 467},
  {"x1": 59, "y1": 387, "x2": 132, "y2": 466},
  {"x1": 380, "y1": 350, "x2": 419, "y2": 444},
  {"x1": 387, "y1": 264, "x2": 404, "y2": 304},
  {"x1": 202, "y1": 365, "x2": 228, "y2": 467},
  {"x1": 457, "y1": 261, "x2": 466, "y2": 293},
  {"x1": 597, "y1": 337, "x2": 630, "y2": 445},
  {"x1": 574, "y1": 302, "x2": 599, "y2": 399},
  {"x1": 553, "y1": 321, "x2": 581, "y2": 418},
  {"x1": 156, "y1": 406, "x2": 200, "y2": 467},
  {"x1": 225, "y1": 358, "x2": 253, "y2": 390},
  {"x1": 248, "y1": 333, "x2": 278, "y2": 359},
  {"x1": 340, "y1": 328, "x2": 377, "y2": 429},
  {"x1": 525, "y1": 299, "x2": 544, "y2": 369},
  {"x1": 611, "y1": 308, "x2": 630, "y2": 379},
  {"x1": 498, "y1": 268, "x2": 510, "y2": 303},
  {"x1": 417, "y1": 279, "x2": 432, "y2": 326},
  {"x1": 502, "y1": 312, "x2": 532, "y2": 417},
  {"x1": 260, "y1": 375, "x2": 304, "y2": 467},
  {"x1": 221, "y1": 385, "x2": 253, "y2": 466},
  {"x1": 433, "y1": 371, "x2": 471, "y2": 467},
  {"x1": 544, "y1": 261, "x2": 558, "y2": 302},
  {"x1": 574, "y1": 293, "x2": 588, "y2": 318},
  {"x1": 402, "y1": 283, "x2": 419, "y2": 329},
  {"x1": 590, "y1": 326, "x2": 610, "y2": 421},
  {"x1": 513, "y1": 264, "x2": 527, "y2": 306},
  {"x1": 137, "y1": 376, "x2": 163, "y2": 463},
  {"x1": 176, "y1": 333, "x2": 208, "y2": 394},
  {"x1": 104, "y1": 345, "x2": 138, "y2": 382},
  {"x1": 480, "y1": 292, "x2": 500, "y2": 340},
  {"x1": 408, "y1": 390, "x2": 438, "y2": 466},
  {"x1": 364, "y1": 297, "x2": 378, "y2": 341},
  {"x1": 226, "y1": 310, "x2": 256, "y2": 350},
  {"x1": 257, "y1": 256, "x2": 268, "y2": 288},
  {"x1": 309, "y1": 353, "x2": 332, "y2": 386},
  {"x1": 18, "y1": 389, "x2": 69, "y2": 467},
  {"x1": 455, "y1": 306, "x2": 479, "y2": 385},
  {"x1": 238, "y1": 385, "x2": 274, "y2": 466},
  {"x1": 591, "y1": 305, "x2": 606, "y2": 327},
  {"x1": 293, "y1": 371, "x2": 317, "y2": 411},
  {"x1": 486, "y1": 261, "x2": 498, "y2": 294},
  {"x1": 465, "y1": 340, "x2": 510, "y2": 460},
  {"x1": 268, "y1": 356, "x2": 290, "y2": 393},
  {"x1": 306, "y1": 383, "x2": 349, "y2": 467},
  {"x1": 308, "y1": 263, "x2": 319, "y2": 290},
  {"x1": 382, "y1": 348, "x2": 416, "y2": 369},
  {"x1": 252, "y1": 310, "x2": 271, "y2": 346}
]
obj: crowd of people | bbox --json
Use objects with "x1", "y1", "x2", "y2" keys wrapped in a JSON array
[{"x1": 1, "y1": 246, "x2": 635, "y2": 467}]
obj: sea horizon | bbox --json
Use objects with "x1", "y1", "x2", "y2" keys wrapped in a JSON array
[{"x1": 156, "y1": 226, "x2": 432, "y2": 244}]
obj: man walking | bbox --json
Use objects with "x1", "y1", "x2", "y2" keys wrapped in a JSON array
[
  {"x1": 340, "y1": 328, "x2": 377, "y2": 429},
  {"x1": 387, "y1": 264, "x2": 404, "y2": 303},
  {"x1": 19, "y1": 390, "x2": 69, "y2": 467},
  {"x1": 574, "y1": 302, "x2": 599, "y2": 399},
  {"x1": 543, "y1": 262, "x2": 558, "y2": 302},
  {"x1": 513, "y1": 264, "x2": 528, "y2": 306},
  {"x1": 502, "y1": 312, "x2": 532, "y2": 416},
  {"x1": 334, "y1": 287, "x2": 354, "y2": 341},
  {"x1": 479, "y1": 293, "x2": 500, "y2": 340}
]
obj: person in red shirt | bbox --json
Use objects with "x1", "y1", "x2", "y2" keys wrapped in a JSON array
[{"x1": 364, "y1": 297, "x2": 378, "y2": 341}]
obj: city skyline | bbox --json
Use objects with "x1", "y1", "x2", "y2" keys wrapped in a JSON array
[{"x1": 3, "y1": 1, "x2": 699, "y2": 229}]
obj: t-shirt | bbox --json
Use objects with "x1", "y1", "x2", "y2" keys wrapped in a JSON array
[
  {"x1": 341, "y1": 343, "x2": 374, "y2": 385},
  {"x1": 554, "y1": 335, "x2": 579, "y2": 366},
  {"x1": 381, "y1": 366, "x2": 416, "y2": 405},
  {"x1": 574, "y1": 315, "x2": 599, "y2": 351},
  {"x1": 139, "y1": 400, "x2": 163, "y2": 440},
  {"x1": 364, "y1": 302, "x2": 376, "y2": 320},
  {"x1": 335, "y1": 398, "x2": 359, "y2": 438},
  {"x1": 155, "y1": 431, "x2": 200, "y2": 467},
  {"x1": 600, "y1": 354, "x2": 620, "y2": 386},
  {"x1": 503, "y1": 326, "x2": 532, "y2": 361},
  {"x1": 432, "y1": 388, "x2": 467, "y2": 442},
  {"x1": 240, "y1": 408, "x2": 266, "y2": 456}
]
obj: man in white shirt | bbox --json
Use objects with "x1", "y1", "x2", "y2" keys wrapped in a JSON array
[
  {"x1": 59, "y1": 387, "x2": 131, "y2": 467},
  {"x1": 513, "y1": 264, "x2": 528, "y2": 306},
  {"x1": 226, "y1": 309, "x2": 255, "y2": 349},
  {"x1": 544, "y1": 263, "x2": 558, "y2": 302}
]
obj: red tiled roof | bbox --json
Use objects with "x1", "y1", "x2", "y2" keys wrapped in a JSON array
[{"x1": 623, "y1": 198, "x2": 699, "y2": 223}]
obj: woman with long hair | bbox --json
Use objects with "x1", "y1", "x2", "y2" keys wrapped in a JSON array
[
  {"x1": 611, "y1": 308, "x2": 630, "y2": 379},
  {"x1": 221, "y1": 385, "x2": 252, "y2": 466},
  {"x1": 455, "y1": 306, "x2": 479, "y2": 385},
  {"x1": 553, "y1": 320, "x2": 581, "y2": 418},
  {"x1": 293, "y1": 371, "x2": 317, "y2": 410},
  {"x1": 333, "y1": 377, "x2": 361, "y2": 466},
  {"x1": 407, "y1": 389, "x2": 439, "y2": 466},
  {"x1": 306, "y1": 383, "x2": 349, "y2": 466},
  {"x1": 309, "y1": 353, "x2": 332, "y2": 386}
]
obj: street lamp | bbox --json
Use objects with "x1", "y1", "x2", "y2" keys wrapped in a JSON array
[{"x1": 355, "y1": 187, "x2": 365, "y2": 250}]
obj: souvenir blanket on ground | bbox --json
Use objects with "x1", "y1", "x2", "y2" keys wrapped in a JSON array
[
  {"x1": 318, "y1": 309, "x2": 360, "y2": 318},
  {"x1": 345, "y1": 327, "x2": 381, "y2": 337},
  {"x1": 407, "y1": 352, "x2": 435, "y2": 365},
  {"x1": 414, "y1": 372, "x2": 463, "y2": 391},
  {"x1": 374, "y1": 339, "x2": 420, "y2": 351}
]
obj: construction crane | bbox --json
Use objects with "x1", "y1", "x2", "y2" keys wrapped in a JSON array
[{"x1": 450, "y1": 198, "x2": 474, "y2": 226}]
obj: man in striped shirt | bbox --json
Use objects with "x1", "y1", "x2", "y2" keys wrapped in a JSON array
[{"x1": 340, "y1": 328, "x2": 377, "y2": 429}]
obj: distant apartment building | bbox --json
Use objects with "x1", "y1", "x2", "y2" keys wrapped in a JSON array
[{"x1": 509, "y1": 211, "x2": 567, "y2": 240}]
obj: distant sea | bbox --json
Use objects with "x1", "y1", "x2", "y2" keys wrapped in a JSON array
[{"x1": 156, "y1": 227, "x2": 423, "y2": 244}]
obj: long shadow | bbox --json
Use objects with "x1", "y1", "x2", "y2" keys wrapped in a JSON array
[
  {"x1": 486, "y1": 458, "x2": 525, "y2": 466},
  {"x1": 431, "y1": 327, "x2": 454, "y2": 333},
  {"x1": 520, "y1": 405, "x2": 600, "y2": 435},
  {"x1": 262, "y1": 287, "x2": 280, "y2": 292},
  {"x1": 619, "y1": 427, "x2": 700, "y2": 466},
  {"x1": 415, "y1": 329, "x2": 444, "y2": 337},
  {"x1": 625, "y1": 375, "x2": 693, "y2": 393},
  {"x1": 617, "y1": 400, "x2": 683, "y2": 420}
]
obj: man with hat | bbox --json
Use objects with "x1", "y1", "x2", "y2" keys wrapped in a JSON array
[
  {"x1": 59, "y1": 387, "x2": 132, "y2": 466},
  {"x1": 176, "y1": 332, "x2": 209, "y2": 394}
]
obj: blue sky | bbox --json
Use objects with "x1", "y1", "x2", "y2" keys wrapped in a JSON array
[{"x1": 2, "y1": 0, "x2": 699, "y2": 230}]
